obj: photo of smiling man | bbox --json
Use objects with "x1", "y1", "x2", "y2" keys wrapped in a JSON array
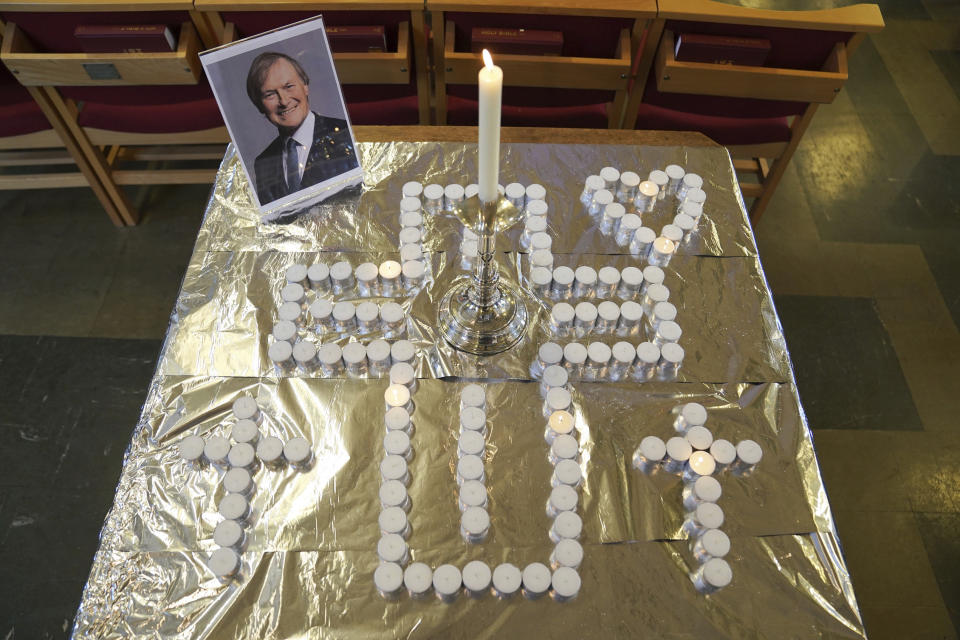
[
  {"x1": 246, "y1": 51, "x2": 357, "y2": 204},
  {"x1": 200, "y1": 16, "x2": 363, "y2": 217}
]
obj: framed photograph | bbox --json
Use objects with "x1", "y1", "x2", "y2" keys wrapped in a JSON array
[{"x1": 201, "y1": 16, "x2": 363, "y2": 221}]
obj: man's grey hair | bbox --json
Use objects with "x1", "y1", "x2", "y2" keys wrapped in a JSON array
[{"x1": 246, "y1": 51, "x2": 310, "y2": 114}]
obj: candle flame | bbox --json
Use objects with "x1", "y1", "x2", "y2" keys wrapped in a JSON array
[{"x1": 482, "y1": 49, "x2": 494, "y2": 68}]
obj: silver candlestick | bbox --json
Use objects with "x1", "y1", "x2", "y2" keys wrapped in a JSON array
[{"x1": 438, "y1": 195, "x2": 528, "y2": 355}]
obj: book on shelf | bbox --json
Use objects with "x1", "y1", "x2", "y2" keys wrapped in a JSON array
[
  {"x1": 325, "y1": 25, "x2": 387, "y2": 53},
  {"x1": 74, "y1": 24, "x2": 176, "y2": 53},
  {"x1": 674, "y1": 33, "x2": 771, "y2": 67},
  {"x1": 470, "y1": 28, "x2": 563, "y2": 56}
]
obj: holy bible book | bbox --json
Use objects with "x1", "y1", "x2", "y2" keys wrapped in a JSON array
[
  {"x1": 325, "y1": 25, "x2": 387, "y2": 53},
  {"x1": 470, "y1": 28, "x2": 563, "y2": 56},
  {"x1": 674, "y1": 33, "x2": 771, "y2": 67},
  {"x1": 74, "y1": 24, "x2": 176, "y2": 53}
]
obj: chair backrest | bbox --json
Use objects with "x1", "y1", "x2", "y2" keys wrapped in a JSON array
[
  {"x1": 218, "y1": 9, "x2": 417, "y2": 104},
  {"x1": 195, "y1": 1, "x2": 429, "y2": 124},
  {"x1": 429, "y1": 0, "x2": 656, "y2": 127},
  {"x1": 0, "y1": 6, "x2": 208, "y2": 104},
  {"x1": 442, "y1": 11, "x2": 635, "y2": 108},
  {"x1": 626, "y1": 0, "x2": 883, "y2": 126}
]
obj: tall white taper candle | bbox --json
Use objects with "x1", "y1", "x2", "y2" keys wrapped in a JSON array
[{"x1": 477, "y1": 49, "x2": 503, "y2": 204}]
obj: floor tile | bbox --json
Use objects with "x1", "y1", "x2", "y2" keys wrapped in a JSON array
[
  {"x1": 872, "y1": 0, "x2": 931, "y2": 19},
  {"x1": 882, "y1": 320, "x2": 960, "y2": 434},
  {"x1": 812, "y1": 430, "x2": 911, "y2": 512},
  {"x1": 0, "y1": 422, "x2": 63, "y2": 490},
  {"x1": 888, "y1": 153, "x2": 960, "y2": 233},
  {"x1": 920, "y1": 238, "x2": 960, "y2": 331},
  {"x1": 872, "y1": 21, "x2": 960, "y2": 156},
  {"x1": 922, "y1": 0, "x2": 960, "y2": 20},
  {"x1": 860, "y1": 603, "x2": 958, "y2": 640},
  {"x1": 0, "y1": 335, "x2": 160, "y2": 448},
  {"x1": 0, "y1": 488, "x2": 107, "y2": 639},
  {"x1": 897, "y1": 431, "x2": 960, "y2": 514},
  {"x1": 931, "y1": 49, "x2": 960, "y2": 102},
  {"x1": 916, "y1": 512, "x2": 960, "y2": 635},
  {"x1": 773, "y1": 295, "x2": 923, "y2": 430},
  {"x1": 832, "y1": 510, "x2": 947, "y2": 608},
  {"x1": 0, "y1": 579, "x2": 85, "y2": 640}
]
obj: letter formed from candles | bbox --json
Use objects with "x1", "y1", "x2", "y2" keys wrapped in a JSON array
[
  {"x1": 477, "y1": 50, "x2": 503, "y2": 205},
  {"x1": 201, "y1": 16, "x2": 364, "y2": 222},
  {"x1": 377, "y1": 379, "x2": 584, "y2": 602},
  {"x1": 632, "y1": 404, "x2": 763, "y2": 594}
]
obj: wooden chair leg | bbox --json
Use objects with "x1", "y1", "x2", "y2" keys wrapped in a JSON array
[
  {"x1": 25, "y1": 85, "x2": 129, "y2": 226},
  {"x1": 749, "y1": 104, "x2": 819, "y2": 225},
  {"x1": 622, "y1": 18, "x2": 664, "y2": 130},
  {"x1": 39, "y1": 87, "x2": 139, "y2": 225},
  {"x1": 411, "y1": 10, "x2": 431, "y2": 125},
  {"x1": 433, "y1": 12, "x2": 448, "y2": 125}
]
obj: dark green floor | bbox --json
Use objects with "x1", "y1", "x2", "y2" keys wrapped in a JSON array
[
  {"x1": 752, "y1": 3, "x2": 960, "y2": 635},
  {"x1": 1, "y1": 8, "x2": 960, "y2": 639}
]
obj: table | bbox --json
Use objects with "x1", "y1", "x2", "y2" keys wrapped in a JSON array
[{"x1": 72, "y1": 127, "x2": 865, "y2": 639}]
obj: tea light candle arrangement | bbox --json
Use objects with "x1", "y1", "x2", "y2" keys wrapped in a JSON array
[
  {"x1": 378, "y1": 375, "x2": 419, "y2": 586},
  {"x1": 271, "y1": 254, "x2": 426, "y2": 379},
  {"x1": 535, "y1": 263, "x2": 661, "y2": 303},
  {"x1": 457, "y1": 384, "x2": 490, "y2": 543},
  {"x1": 272, "y1": 337, "x2": 419, "y2": 379},
  {"x1": 630, "y1": 402, "x2": 764, "y2": 595},
  {"x1": 534, "y1": 338, "x2": 686, "y2": 382},
  {"x1": 270, "y1": 259, "x2": 425, "y2": 378},
  {"x1": 370, "y1": 369, "x2": 586, "y2": 603},
  {"x1": 182, "y1": 395, "x2": 313, "y2": 582},
  {"x1": 577, "y1": 162, "x2": 708, "y2": 255},
  {"x1": 542, "y1": 391, "x2": 583, "y2": 601},
  {"x1": 290, "y1": 254, "x2": 428, "y2": 303}
]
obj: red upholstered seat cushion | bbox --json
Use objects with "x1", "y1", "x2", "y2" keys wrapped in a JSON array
[
  {"x1": 633, "y1": 102, "x2": 790, "y2": 146},
  {"x1": 0, "y1": 67, "x2": 50, "y2": 137},
  {"x1": 346, "y1": 94, "x2": 419, "y2": 126},
  {"x1": 60, "y1": 84, "x2": 214, "y2": 107},
  {"x1": 447, "y1": 95, "x2": 608, "y2": 129},
  {"x1": 0, "y1": 92, "x2": 51, "y2": 137},
  {"x1": 77, "y1": 97, "x2": 224, "y2": 133},
  {"x1": 642, "y1": 77, "x2": 806, "y2": 119}
]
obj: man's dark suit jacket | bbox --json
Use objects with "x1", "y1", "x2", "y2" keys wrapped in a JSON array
[{"x1": 253, "y1": 113, "x2": 358, "y2": 205}]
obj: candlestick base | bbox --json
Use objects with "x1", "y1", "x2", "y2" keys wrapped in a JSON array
[
  {"x1": 438, "y1": 278, "x2": 528, "y2": 356},
  {"x1": 439, "y1": 194, "x2": 528, "y2": 356}
]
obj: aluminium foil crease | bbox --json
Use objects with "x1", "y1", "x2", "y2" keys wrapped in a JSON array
[
  {"x1": 195, "y1": 143, "x2": 758, "y2": 257},
  {"x1": 72, "y1": 141, "x2": 865, "y2": 639},
  {"x1": 74, "y1": 535, "x2": 863, "y2": 639},
  {"x1": 119, "y1": 378, "x2": 818, "y2": 553},
  {"x1": 159, "y1": 250, "x2": 790, "y2": 384}
]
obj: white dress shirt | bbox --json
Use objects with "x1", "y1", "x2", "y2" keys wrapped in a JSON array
[{"x1": 281, "y1": 110, "x2": 315, "y2": 185}]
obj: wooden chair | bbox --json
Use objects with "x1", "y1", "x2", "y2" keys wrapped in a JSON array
[
  {"x1": 623, "y1": 0, "x2": 884, "y2": 223},
  {"x1": 0, "y1": 16, "x2": 131, "y2": 225},
  {"x1": 195, "y1": 0, "x2": 431, "y2": 126},
  {"x1": 428, "y1": 0, "x2": 658, "y2": 129},
  {"x1": 0, "y1": 2, "x2": 228, "y2": 226}
]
